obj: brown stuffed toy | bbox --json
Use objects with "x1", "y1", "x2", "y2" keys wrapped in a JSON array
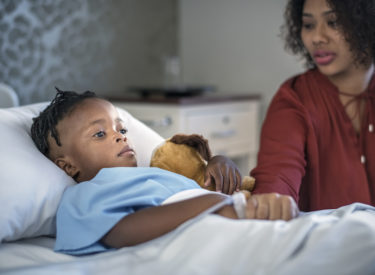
[{"x1": 150, "y1": 134, "x2": 255, "y2": 198}]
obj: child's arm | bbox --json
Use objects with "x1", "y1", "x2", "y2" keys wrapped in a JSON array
[
  {"x1": 101, "y1": 193, "x2": 233, "y2": 248},
  {"x1": 204, "y1": 155, "x2": 242, "y2": 194},
  {"x1": 101, "y1": 192, "x2": 298, "y2": 248}
]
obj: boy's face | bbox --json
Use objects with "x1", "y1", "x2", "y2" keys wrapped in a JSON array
[{"x1": 50, "y1": 98, "x2": 137, "y2": 182}]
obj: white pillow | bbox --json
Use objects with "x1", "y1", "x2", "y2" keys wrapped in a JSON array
[{"x1": 0, "y1": 102, "x2": 163, "y2": 242}]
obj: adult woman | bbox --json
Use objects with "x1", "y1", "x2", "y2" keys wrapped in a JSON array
[{"x1": 251, "y1": 0, "x2": 375, "y2": 211}]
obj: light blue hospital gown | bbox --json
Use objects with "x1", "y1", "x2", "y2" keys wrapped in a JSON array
[{"x1": 54, "y1": 167, "x2": 201, "y2": 255}]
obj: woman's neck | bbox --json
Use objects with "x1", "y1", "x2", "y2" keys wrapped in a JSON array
[{"x1": 327, "y1": 63, "x2": 374, "y2": 95}]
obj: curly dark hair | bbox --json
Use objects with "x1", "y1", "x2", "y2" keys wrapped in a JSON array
[
  {"x1": 281, "y1": 0, "x2": 375, "y2": 68},
  {"x1": 31, "y1": 88, "x2": 97, "y2": 157}
]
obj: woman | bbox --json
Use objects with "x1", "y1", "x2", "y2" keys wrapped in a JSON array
[{"x1": 251, "y1": 0, "x2": 375, "y2": 211}]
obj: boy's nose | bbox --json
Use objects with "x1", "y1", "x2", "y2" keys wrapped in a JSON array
[{"x1": 116, "y1": 136, "x2": 127, "y2": 143}]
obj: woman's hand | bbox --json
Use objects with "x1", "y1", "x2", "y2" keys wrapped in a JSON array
[
  {"x1": 204, "y1": 155, "x2": 242, "y2": 194},
  {"x1": 245, "y1": 193, "x2": 299, "y2": 221}
]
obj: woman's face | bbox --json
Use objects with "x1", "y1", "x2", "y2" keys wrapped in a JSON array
[{"x1": 300, "y1": 0, "x2": 357, "y2": 80}]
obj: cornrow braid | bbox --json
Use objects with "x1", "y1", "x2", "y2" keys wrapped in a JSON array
[{"x1": 31, "y1": 87, "x2": 97, "y2": 157}]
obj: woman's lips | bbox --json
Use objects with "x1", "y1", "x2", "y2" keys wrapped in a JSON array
[{"x1": 313, "y1": 50, "x2": 336, "y2": 66}]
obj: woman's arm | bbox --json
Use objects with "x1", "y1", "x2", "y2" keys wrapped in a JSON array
[
  {"x1": 101, "y1": 193, "x2": 236, "y2": 248},
  {"x1": 251, "y1": 85, "x2": 308, "y2": 201}
]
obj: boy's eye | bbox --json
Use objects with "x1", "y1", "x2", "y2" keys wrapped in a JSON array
[
  {"x1": 119, "y1": 128, "x2": 128, "y2": 135},
  {"x1": 94, "y1": 131, "x2": 105, "y2": 138}
]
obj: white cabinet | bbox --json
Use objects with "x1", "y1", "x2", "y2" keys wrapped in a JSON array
[{"x1": 113, "y1": 95, "x2": 260, "y2": 175}]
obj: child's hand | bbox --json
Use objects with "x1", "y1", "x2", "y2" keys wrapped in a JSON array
[
  {"x1": 204, "y1": 155, "x2": 242, "y2": 194},
  {"x1": 245, "y1": 193, "x2": 299, "y2": 221}
]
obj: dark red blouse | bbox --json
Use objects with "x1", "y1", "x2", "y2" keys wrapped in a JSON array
[{"x1": 251, "y1": 69, "x2": 375, "y2": 211}]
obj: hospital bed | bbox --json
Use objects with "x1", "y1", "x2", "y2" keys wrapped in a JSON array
[{"x1": 0, "y1": 93, "x2": 375, "y2": 275}]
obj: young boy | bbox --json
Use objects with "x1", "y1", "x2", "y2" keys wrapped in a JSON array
[{"x1": 31, "y1": 89, "x2": 299, "y2": 255}]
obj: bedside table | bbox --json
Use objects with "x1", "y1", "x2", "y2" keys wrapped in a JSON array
[{"x1": 110, "y1": 94, "x2": 260, "y2": 175}]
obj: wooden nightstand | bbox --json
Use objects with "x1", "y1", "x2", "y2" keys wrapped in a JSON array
[{"x1": 110, "y1": 94, "x2": 260, "y2": 175}]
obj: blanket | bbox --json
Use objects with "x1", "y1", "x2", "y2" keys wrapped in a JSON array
[{"x1": 1, "y1": 203, "x2": 375, "y2": 275}]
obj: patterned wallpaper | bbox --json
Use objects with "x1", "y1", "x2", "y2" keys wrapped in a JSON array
[{"x1": 0, "y1": 0, "x2": 177, "y2": 104}]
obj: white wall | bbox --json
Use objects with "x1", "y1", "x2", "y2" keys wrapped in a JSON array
[{"x1": 179, "y1": 0, "x2": 304, "y2": 121}]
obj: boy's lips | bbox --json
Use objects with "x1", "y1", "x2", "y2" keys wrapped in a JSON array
[
  {"x1": 313, "y1": 50, "x2": 336, "y2": 66},
  {"x1": 118, "y1": 146, "x2": 135, "y2": 157}
]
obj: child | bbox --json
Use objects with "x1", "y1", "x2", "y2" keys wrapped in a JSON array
[{"x1": 31, "y1": 89, "x2": 299, "y2": 255}]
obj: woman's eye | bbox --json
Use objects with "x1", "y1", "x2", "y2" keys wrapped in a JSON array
[
  {"x1": 328, "y1": 20, "x2": 337, "y2": 28},
  {"x1": 119, "y1": 128, "x2": 128, "y2": 135},
  {"x1": 94, "y1": 131, "x2": 105, "y2": 138},
  {"x1": 302, "y1": 23, "x2": 313, "y2": 30}
]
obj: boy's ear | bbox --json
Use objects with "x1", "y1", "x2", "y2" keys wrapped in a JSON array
[{"x1": 55, "y1": 157, "x2": 79, "y2": 178}]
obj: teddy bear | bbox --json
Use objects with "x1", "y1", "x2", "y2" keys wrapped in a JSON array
[{"x1": 150, "y1": 134, "x2": 255, "y2": 198}]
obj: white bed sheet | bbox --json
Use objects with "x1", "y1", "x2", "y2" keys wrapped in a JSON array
[{"x1": 1, "y1": 203, "x2": 375, "y2": 275}]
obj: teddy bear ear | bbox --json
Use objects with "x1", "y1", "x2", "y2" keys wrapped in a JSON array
[{"x1": 170, "y1": 134, "x2": 212, "y2": 161}]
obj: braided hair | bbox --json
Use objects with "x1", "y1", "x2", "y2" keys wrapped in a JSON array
[{"x1": 31, "y1": 88, "x2": 97, "y2": 157}]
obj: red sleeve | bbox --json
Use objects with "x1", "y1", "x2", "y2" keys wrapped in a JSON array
[{"x1": 251, "y1": 80, "x2": 308, "y2": 203}]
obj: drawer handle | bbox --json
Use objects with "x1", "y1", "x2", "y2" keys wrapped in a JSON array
[
  {"x1": 211, "y1": 129, "x2": 236, "y2": 139},
  {"x1": 140, "y1": 117, "x2": 172, "y2": 128}
]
